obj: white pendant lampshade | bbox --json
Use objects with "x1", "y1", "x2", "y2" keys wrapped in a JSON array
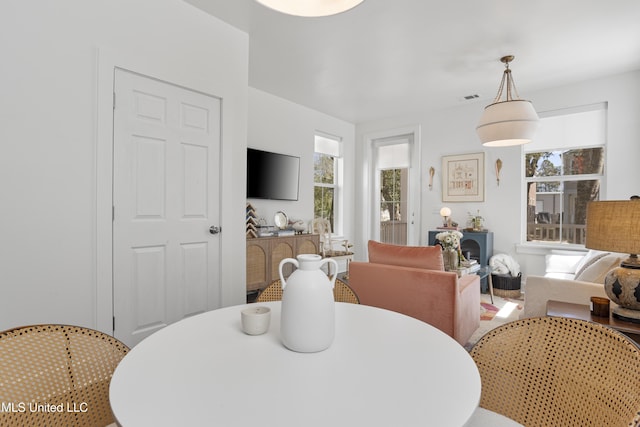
[
  {"x1": 255, "y1": 0, "x2": 364, "y2": 17},
  {"x1": 477, "y1": 99, "x2": 539, "y2": 147},
  {"x1": 477, "y1": 56, "x2": 539, "y2": 147}
]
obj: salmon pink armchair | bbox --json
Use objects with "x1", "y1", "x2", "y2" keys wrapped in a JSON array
[{"x1": 349, "y1": 240, "x2": 480, "y2": 345}]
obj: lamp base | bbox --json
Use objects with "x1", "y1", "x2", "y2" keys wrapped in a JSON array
[
  {"x1": 604, "y1": 264, "x2": 640, "y2": 318},
  {"x1": 612, "y1": 306, "x2": 640, "y2": 324}
]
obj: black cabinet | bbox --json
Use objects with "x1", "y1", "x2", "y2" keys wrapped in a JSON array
[{"x1": 428, "y1": 230, "x2": 494, "y2": 292}]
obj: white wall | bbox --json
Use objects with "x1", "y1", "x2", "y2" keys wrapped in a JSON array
[
  {"x1": 0, "y1": 0, "x2": 249, "y2": 332},
  {"x1": 355, "y1": 71, "x2": 640, "y2": 276},
  {"x1": 247, "y1": 88, "x2": 356, "y2": 243}
]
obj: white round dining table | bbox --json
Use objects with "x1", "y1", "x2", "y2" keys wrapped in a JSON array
[{"x1": 110, "y1": 302, "x2": 481, "y2": 427}]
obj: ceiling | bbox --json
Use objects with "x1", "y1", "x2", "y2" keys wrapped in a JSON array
[{"x1": 184, "y1": 0, "x2": 640, "y2": 124}]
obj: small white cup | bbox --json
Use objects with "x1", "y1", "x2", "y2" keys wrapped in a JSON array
[{"x1": 241, "y1": 306, "x2": 271, "y2": 335}]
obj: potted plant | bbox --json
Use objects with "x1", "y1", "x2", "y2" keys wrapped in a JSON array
[{"x1": 468, "y1": 210, "x2": 484, "y2": 231}]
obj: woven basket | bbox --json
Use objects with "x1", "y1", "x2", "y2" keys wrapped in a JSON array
[{"x1": 491, "y1": 272, "x2": 522, "y2": 298}]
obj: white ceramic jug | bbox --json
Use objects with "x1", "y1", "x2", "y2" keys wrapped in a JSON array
[{"x1": 279, "y1": 254, "x2": 338, "y2": 353}]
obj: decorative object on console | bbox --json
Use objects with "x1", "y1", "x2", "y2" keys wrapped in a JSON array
[
  {"x1": 435, "y1": 230, "x2": 464, "y2": 272},
  {"x1": 255, "y1": 0, "x2": 364, "y2": 17},
  {"x1": 442, "y1": 152, "x2": 485, "y2": 202},
  {"x1": 476, "y1": 55, "x2": 539, "y2": 147},
  {"x1": 428, "y1": 166, "x2": 435, "y2": 190},
  {"x1": 495, "y1": 158, "x2": 502, "y2": 186},
  {"x1": 467, "y1": 210, "x2": 484, "y2": 231},
  {"x1": 440, "y1": 206, "x2": 452, "y2": 227},
  {"x1": 341, "y1": 239, "x2": 353, "y2": 254},
  {"x1": 274, "y1": 211, "x2": 288, "y2": 229},
  {"x1": 246, "y1": 203, "x2": 258, "y2": 238},
  {"x1": 290, "y1": 219, "x2": 307, "y2": 234},
  {"x1": 586, "y1": 198, "x2": 640, "y2": 322}
]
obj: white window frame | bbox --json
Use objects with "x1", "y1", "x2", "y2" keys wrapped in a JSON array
[
  {"x1": 314, "y1": 133, "x2": 343, "y2": 234},
  {"x1": 522, "y1": 103, "x2": 607, "y2": 248}
]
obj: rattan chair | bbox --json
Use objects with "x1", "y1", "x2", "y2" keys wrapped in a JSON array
[
  {"x1": 469, "y1": 316, "x2": 640, "y2": 427},
  {"x1": 0, "y1": 324, "x2": 129, "y2": 427},
  {"x1": 255, "y1": 278, "x2": 359, "y2": 304}
]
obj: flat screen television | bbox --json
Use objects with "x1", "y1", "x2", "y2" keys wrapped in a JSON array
[{"x1": 246, "y1": 148, "x2": 300, "y2": 201}]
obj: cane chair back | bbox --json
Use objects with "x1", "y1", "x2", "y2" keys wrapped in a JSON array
[
  {"x1": 255, "y1": 279, "x2": 284, "y2": 302},
  {"x1": 333, "y1": 279, "x2": 360, "y2": 304},
  {"x1": 469, "y1": 316, "x2": 640, "y2": 427},
  {"x1": 0, "y1": 324, "x2": 129, "y2": 427},
  {"x1": 255, "y1": 278, "x2": 359, "y2": 304}
]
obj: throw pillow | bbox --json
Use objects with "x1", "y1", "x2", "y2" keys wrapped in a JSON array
[
  {"x1": 368, "y1": 240, "x2": 444, "y2": 271},
  {"x1": 574, "y1": 251, "x2": 609, "y2": 279},
  {"x1": 545, "y1": 253, "x2": 584, "y2": 274},
  {"x1": 574, "y1": 254, "x2": 624, "y2": 283}
]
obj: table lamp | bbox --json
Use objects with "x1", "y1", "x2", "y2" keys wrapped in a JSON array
[
  {"x1": 440, "y1": 207, "x2": 452, "y2": 227},
  {"x1": 585, "y1": 198, "x2": 640, "y2": 322}
]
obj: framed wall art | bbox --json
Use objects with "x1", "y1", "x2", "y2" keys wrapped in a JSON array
[{"x1": 441, "y1": 152, "x2": 485, "y2": 202}]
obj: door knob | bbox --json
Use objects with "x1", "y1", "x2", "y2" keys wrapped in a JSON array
[{"x1": 209, "y1": 226, "x2": 221, "y2": 235}]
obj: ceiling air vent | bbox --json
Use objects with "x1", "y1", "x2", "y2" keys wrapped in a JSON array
[{"x1": 458, "y1": 94, "x2": 481, "y2": 103}]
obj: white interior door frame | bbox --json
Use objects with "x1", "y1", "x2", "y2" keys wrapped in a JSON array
[
  {"x1": 361, "y1": 125, "x2": 421, "y2": 258},
  {"x1": 95, "y1": 48, "x2": 225, "y2": 335}
]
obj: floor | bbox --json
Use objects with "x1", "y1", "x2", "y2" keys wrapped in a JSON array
[{"x1": 465, "y1": 293, "x2": 524, "y2": 350}]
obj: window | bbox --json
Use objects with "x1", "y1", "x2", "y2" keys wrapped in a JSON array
[
  {"x1": 524, "y1": 104, "x2": 606, "y2": 245},
  {"x1": 314, "y1": 134, "x2": 341, "y2": 232}
]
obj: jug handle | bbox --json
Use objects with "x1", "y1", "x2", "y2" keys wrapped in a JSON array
[
  {"x1": 320, "y1": 258, "x2": 339, "y2": 289},
  {"x1": 278, "y1": 258, "x2": 299, "y2": 289}
]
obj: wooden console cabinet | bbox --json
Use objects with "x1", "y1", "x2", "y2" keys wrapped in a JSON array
[{"x1": 246, "y1": 234, "x2": 320, "y2": 292}]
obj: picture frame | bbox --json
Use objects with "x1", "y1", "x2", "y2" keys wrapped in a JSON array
[{"x1": 441, "y1": 152, "x2": 485, "y2": 202}]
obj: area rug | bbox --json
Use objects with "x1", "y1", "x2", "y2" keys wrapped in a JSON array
[
  {"x1": 465, "y1": 293, "x2": 524, "y2": 350},
  {"x1": 480, "y1": 302, "x2": 500, "y2": 321}
]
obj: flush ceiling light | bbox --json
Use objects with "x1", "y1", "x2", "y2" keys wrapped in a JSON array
[
  {"x1": 255, "y1": 0, "x2": 364, "y2": 17},
  {"x1": 476, "y1": 55, "x2": 539, "y2": 147}
]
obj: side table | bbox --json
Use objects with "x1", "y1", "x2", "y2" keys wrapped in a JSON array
[
  {"x1": 546, "y1": 300, "x2": 640, "y2": 343},
  {"x1": 457, "y1": 265, "x2": 494, "y2": 303},
  {"x1": 476, "y1": 266, "x2": 494, "y2": 304}
]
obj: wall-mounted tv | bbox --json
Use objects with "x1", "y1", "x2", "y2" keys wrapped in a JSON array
[{"x1": 246, "y1": 148, "x2": 300, "y2": 201}]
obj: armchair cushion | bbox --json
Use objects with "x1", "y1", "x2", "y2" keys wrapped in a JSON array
[{"x1": 368, "y1": 240, "x2": 444, "y2": 271}]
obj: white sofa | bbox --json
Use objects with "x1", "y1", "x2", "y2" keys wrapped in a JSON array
[{"x1": 523, "y1": 250, "x2": 625, "y2": 318}]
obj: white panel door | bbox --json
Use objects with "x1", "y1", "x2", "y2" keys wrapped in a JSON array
[{"x1": 113, "y1": 69, "x2": 221, "y2": 347}]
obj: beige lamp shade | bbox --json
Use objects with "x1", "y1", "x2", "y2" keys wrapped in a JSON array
[
  {"x1": 586, "y1": 199, "x2": 640, "y2": 322},
  {"x1": 476, "y1": 100, "x2": 539, "y2": 147},
  {"x1": 255, "y1": 0, "x2": 364, "y2": 16},
  {"x1": 440, "y1": 207, "x2": 452, "y2": 217},
  {"x1": 586, "y1": 200, "x2": 640, "y2": 255}
]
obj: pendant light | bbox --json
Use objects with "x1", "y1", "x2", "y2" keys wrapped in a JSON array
[
  {"x1": 476, "y1": 55, "x2": 539, "y2": 147},
  {"x1": 255, "y1": 0, "x2": 364, "y2": 17}
]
